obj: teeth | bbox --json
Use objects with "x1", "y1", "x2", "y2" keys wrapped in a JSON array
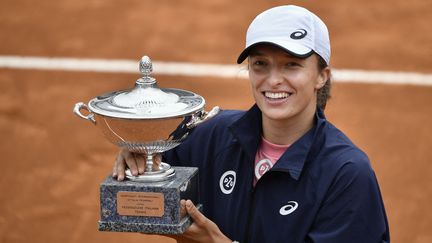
[{"x1": 264, "y1": 92, "x2": 289, "y2": 99}]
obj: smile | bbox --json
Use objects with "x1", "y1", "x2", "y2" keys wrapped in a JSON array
[{"x1": 263, "y1": 91, "x2": 291, "y2": 99}]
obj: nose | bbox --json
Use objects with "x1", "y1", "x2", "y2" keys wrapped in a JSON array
[{"x1": 266, "y1": 68, "x2": 284, "y2": 86}]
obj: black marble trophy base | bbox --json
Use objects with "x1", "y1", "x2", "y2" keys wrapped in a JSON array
[{"x1": 98, "y1": 166, "x2": 200, "y2": 234}]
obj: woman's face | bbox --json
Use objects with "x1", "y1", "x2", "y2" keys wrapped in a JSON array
[{"x1": 248, "y1": 44, "x2": 328, "y2": 123}]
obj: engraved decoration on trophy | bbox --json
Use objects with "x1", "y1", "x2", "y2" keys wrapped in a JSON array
[{"x1": 73, "y1": 55, "x2": 219, "y2": 234}]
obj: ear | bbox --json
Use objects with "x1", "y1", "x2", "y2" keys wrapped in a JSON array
[{"x1": 315, "y1": 67, "x2": 331, "y2": 90}]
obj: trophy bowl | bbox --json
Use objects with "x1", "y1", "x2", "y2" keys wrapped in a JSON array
[{"x1": 73, "y1": 56, "x2": 219, "y2": 182}]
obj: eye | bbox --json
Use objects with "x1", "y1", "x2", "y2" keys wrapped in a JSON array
[
  {"x1": 248, "y1": 57, "x2": 269, "y2": 71},
  {"x1": 285, "y1": 62, "x2": 301, "y2": 67},
  {"x1": 252, "y1": 60, "x2": 267, "y2": 67}
]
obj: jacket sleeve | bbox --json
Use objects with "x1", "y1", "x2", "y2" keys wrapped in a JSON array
[{"x1": 306, "y1": 159, "x2": 390, "y2": 243}]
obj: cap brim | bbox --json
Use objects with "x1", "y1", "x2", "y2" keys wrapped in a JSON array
[{"x1": 236, "y1": 41, "x2": 314, "y2": 64}]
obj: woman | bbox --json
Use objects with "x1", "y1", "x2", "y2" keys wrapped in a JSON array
[{"x1": 113, "y1": 5, "x2": 390, "y2": 243}]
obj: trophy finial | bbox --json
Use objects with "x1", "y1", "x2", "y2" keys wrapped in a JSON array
[
  {"x1": 140, "y1": 56, "x2": 152, "y2": 76},
  {"x1": 137, "y1": 55, "x2": 156, "y2": 85}
]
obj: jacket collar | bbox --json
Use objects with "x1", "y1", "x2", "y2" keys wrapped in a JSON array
[{"x1": 229, "y1": 104, "x2": 327, "y2": 181}]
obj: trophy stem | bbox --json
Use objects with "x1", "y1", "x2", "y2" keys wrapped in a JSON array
[
  {"x1": 125, "y1": 152, "x2": 175, "y2": 182},
  {"x1": 146, "y1": 154, "x2": 155, "y2": 172}
]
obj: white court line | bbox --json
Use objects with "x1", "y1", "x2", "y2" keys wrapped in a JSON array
[{"x1": 1, "y1": 55, "x2": 432, "y2": 86}]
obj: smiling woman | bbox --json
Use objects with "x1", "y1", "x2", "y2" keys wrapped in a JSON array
[
  {"x1": 112, "y1": 5, "x2": 390, "y2": 243},
  {"x1": 247, "y1": 45, "x2": 329, "y2": 145}
]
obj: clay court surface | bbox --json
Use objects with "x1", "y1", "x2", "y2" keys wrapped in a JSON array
[{"x1": 1, "y1": 0, "x2": 431, "y2": 242}]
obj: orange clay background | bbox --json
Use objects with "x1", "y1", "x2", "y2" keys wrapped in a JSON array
[{"x1": 1, "y1": 0, "x2": 431, "y2": 242}]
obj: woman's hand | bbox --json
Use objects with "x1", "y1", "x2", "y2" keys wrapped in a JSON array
[
  {"x1": 169, "y1": 200, "x2": 232, "y2": 243},
  {"x1": 112, "y1": 148, "x2": 161, "y2": 181}
]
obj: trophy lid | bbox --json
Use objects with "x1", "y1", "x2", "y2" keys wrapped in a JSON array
[{"x1": 88, "y1": 56, "x2": 205, "y2": 119}]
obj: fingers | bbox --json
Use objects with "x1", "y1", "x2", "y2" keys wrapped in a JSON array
[
  {"x1": 113, "y1": 152, "x2": 126, "y2": 181},
  {"x1": 185, "y1": 200, "x2": 207, "y2": 227},
  {"x1": 123, "y1": 150, "x2": 139, "y2": 176},
  {"x1": 112, "y1": 148, "x2": 148, "y2": 181},
  {"x1": 134, "y1": 153, "x2": 146, "y2": 174},
  {"x1": 180, "y1": 199, "x2": 187, "y2": 219},
  {"x1": 112, "y1": 156, "x2": 118, "y2": 178},
  {"x1": 178, "y1": 200, "x2": 231, "y2": 243},
  {"x1": 111, "y1": 150, "x2": 164, "y2": 181},
  {"x1": 153, "y1": 153, "x2": 162, "y2": 171}
]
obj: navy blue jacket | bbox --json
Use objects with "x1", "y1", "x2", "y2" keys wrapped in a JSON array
[{"x1": 165, "y1": 105, "x2": 390, "y2": 243}]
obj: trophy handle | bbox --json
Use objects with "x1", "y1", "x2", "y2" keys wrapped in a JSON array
[
  {"x1": 186, "y1": 106, "x2": 220, "y2": 129},
  {"x1": 73, "y1": 102, "x2": 96, "y2": 124}
]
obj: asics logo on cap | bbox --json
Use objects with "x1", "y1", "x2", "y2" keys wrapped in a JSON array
[{"x1": 290, "y1": 29, "x2": 307, "y2": 40}]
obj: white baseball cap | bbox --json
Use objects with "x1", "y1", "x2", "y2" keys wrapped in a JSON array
[{"x1": 237, "y1": 5, "x2": 331, "y2": 65}]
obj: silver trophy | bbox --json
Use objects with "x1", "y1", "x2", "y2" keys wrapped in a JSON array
[{"x1": 73, "y1": 55, "x2": 219, "y2": 233}]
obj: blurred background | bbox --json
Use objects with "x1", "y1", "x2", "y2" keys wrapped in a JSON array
[{"x1": 0, "y1": 0, "x2": 431, "y2": 242}]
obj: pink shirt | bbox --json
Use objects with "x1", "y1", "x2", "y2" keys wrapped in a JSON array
[{"x1": 254, "y1": 136, "x2": 290, "y2": 186}]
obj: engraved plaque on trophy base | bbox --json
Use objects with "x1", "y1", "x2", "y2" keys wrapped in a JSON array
[{"x1": 98, "y1": 166, "x2": 201, "y2": 234}]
